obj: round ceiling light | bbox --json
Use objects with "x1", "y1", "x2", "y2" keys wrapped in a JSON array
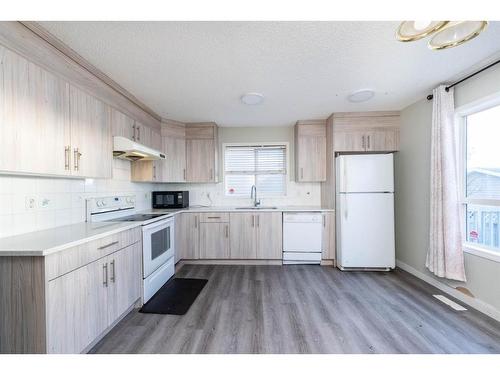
[
  {"x1": 396, "y1": 21, "x2": 449, "y2": 42},
  {"x1": 428, "y1": 21, "x2": 488, "y2": 50},
  {"x1": 347, "y1": 89, "x2": 375, "y2": 103},
  {"x1": 240, "y1": 92, "x2": 264, "y2": 105}
]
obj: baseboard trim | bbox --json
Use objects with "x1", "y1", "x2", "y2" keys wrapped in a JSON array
[
  {"x1": 396, "y1": 260, "x2": 500, "y2": 323},
  {"x1": 178, "y1": 259, "x2": 283, "y2": 266}
]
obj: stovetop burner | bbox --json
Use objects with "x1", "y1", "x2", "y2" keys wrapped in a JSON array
[{"x1": 111, "y1": 214, "x2": 167, "y2": 222}]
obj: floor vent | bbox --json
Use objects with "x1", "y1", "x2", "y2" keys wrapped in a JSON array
[{"x1": 433, "y1": 295, "x2": 467, "y2": 311}]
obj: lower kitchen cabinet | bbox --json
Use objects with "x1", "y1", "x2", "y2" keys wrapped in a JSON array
[
  {"x1": 199, "y1": 222, "x2": 230, "y2": 259},
  {"x1": 0, "y1": 228, "x2": 142, "y2": 354},
  {"x1": 175, "y1": 213, "x2": 200, "y2": 261},
  {"x1": 229, "y1": 212, "x2": 283, "y2": 259},
  {"x1": 321, "y1": 212, "x2": 336, "y2": 261}
]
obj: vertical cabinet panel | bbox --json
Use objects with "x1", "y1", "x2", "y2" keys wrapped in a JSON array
[
  {"x1": 0, "y1": 45, "x2": 71, "y2": 176},
  {"x1": 106, "y1": 243, "x2": 142, "y2": 324},
  {"x1": 176, "y1": 213, "x2": 200, "y2": 261},
  {"x1": 229, "y1": 213, "x2": 256, "y2": 259},
  {"x1": 186, "y1": 139, "x2": 216, "y2": 182},
  {"x1": 199, "y1": 222, "x2": 229, "y2": 259},
  {"x1": 69, "y1": 85, "x2": 112, "y2": 178},
  {"x1": 332, "y1": 131, "x2": 365, "y2": 152},
  {"x1": 256, "y1": 212, "x2": 283, "y2": 259},
  {"x1": 47, "y1": 257, "x2": 108, "y2": 354},
  {"x1": 110, "y1": 107, "x2": 135, "y2": 139},
  {"x1": 321, "y1": 212, "x2": 336, "y2": 261},
  {"x1": 295, "y1": 122, "x2": 327, "y2": 182},
  {"x1": 162, "y1": 136, "x2": 186, "y2": 182}
]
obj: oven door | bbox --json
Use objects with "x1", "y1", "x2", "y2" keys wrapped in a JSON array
[{"x1": 142, "y1": 217, "x2": 175, "y2": 278}]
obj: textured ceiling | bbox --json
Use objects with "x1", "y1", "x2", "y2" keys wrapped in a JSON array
[{"x1": 40, "y1": 21, "x2": 500, "y2": 127}]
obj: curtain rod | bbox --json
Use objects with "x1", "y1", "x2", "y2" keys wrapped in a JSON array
[{"x1": 426, "y1": 59, "x2": 500, "y2": 100}]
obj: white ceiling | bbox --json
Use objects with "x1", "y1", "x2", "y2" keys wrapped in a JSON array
[{"x1": 40, "y1": 21, "x2": 500, "y2": 127}]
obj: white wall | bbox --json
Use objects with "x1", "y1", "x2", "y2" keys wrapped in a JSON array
[
  {"x1": 0, "y1": 159, "x2": 161, "y2": 238},
  {"x1": 395, "y1": 62, "x2": 500, "y2": 314}
]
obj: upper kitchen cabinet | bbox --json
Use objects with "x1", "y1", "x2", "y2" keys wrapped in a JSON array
[
  {"x1": 185, "y1": 122, "x2": 219, "y2": 183},
  {"x1": 332, "y1": 112, "x2": 400, "y2": 152},
  {"x1": 295, "y1": 120, "x2": 327, "y2": 182},
  {"x1": 0, "y1": 45, "x2": 71, "y2": 176},
  {"x1": 161, "y1": 120, "x2": 186, "y2": 182},
  {"x1": 110, "y1": 107, "x2": 135, "y2": 140},
  {"x1": 69, "y1": 85, "x2": 113, "y2": 178},
  {"x1": 134, "y1": 121, "x2": 152, "y2": 147}
]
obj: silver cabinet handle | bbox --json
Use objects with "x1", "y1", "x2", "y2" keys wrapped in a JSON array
[
  {"x1": 183, "y1": 169, "x2": 186, "y2": 181},
  {"x1": 132, "y1": 124, "x2": 136, "y2": 141},
  {"x1": 98, "y1": 241, "x2": 119, "y2": 250},
  {"x1": 256, "y1": 215, "x2": 260, "y2": 227},
  {"x1": 210, "y1": 169, "x2": 214, "y2": 181},
  {"x1": 103, "y1": 263, "x2": 108, "y2": 287},
  {"x1": 137, "y1": 126, "x2": 141, "y2": 141},
  {"x1": 110, "y1": 260, "x2": 116, "y2": 283},
  {"x1": 362, "y1": 135, "x2": 365, "y2": 149},
  {"x1": 252, "y1": 215, "x2": 255, "y2": 227},
  {"x1": 73, "y1": 148, "x2": 78, "y2": 171},
  {"x1": 322, "y1": 215, "x2": 326, "y2": 227},
  {"x1": 225, "y1": 225, "x2": 229, "y2": 238},
  {"x1": 153, "y1": 165, "x2": 156, "y2": 180},
  {"x1": 300, "y1": 168, "x2": 304, "y2": 180},
  {"x1": 207, "y1": 216, "x2": 221, "y2": 219},
  {"x1": 367, "y1": 135, "x2": 371, "y2": 150},
  {"x1": 194, "y1": 215, "x2": 198, "y2": 228}
]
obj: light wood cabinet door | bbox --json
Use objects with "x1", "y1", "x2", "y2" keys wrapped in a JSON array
[
  {"x1": 134, "y1": 121, "x2": 152, "y2": 147},
  {"x1": 176, "y1": 213, "x2": 200, "y2": 261},
  {"x1": 69, "y1": 85, "x2": 112, "y2": 178},
  {"x1": 333, "y1": 131, "x2": 366, "y2": 152},
  {"x1": 256, "y1": 212, "x2": 283, "y2": 259},
  {"x1": 186, "y1": 139, "x2": 216, "y2": 182},
  {"x1": 106, "y1": 243, "x2": 142, "y2": 324},
  {"x1": 0, "y1": 45, "x2": 71, "y2": 176},
  {"x1": 321, "y1": 212, "x2": 336, "y2": 260},
  {"x1": 47, "y1": 257, "x2": 108, "y2": 354},
  {"x1": 296, "y1": 136, "x2": 327, "y2": 182},
  {"x1": 110, "y1": 107, "x2": 135, "y2": 140},
  {"x1": 162, "y1": 136, "x2": 186, "y2": 182},
  {"x1": 199, "y1": 222, "x2": 229, "y2": 259},
  {"x1": 365, "y1": 129, "x2": 400, "y2": 152},
  {"x1": 229, "y1": 213, "x2": 256, "y2": 259}
]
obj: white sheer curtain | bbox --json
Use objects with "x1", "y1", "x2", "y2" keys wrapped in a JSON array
[{"x1": 426, "y1": 85, "x2": 466, "y2": 281}]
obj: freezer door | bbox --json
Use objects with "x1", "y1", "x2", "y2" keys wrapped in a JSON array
[
  {"x1": 336, "y1": 193, "x2": 395, "y2": 268},
  {"x1": 336, "y1": 154, "x2": 394, "y2": 193}
]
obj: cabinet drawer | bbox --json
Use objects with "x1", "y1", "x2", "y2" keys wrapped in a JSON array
[
  {"x1": 45, "y1": 227, "x2": 141, "y2": 281},
  {"x1": 199, "y1": 212, "x2": 229, "y2": 223}
]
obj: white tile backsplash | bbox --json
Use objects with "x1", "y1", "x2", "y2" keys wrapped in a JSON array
[{"x1": 0, "y1": 158, "x2": 322, "y2": 238}]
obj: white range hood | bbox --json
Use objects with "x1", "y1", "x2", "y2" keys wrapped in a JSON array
[{"x1": 113, "y1": 136, "x2": 166, "y2": 161}]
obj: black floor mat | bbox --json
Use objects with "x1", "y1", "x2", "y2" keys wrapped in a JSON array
[{"x1": 140, "y1": 278, "x2": 208, "y2": 315}]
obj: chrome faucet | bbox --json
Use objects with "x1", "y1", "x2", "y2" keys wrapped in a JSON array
[{"x1": 251, "y1": 185, "x2": 261, "y2": 207}]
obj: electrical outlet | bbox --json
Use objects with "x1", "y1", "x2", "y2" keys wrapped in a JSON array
[
  {"x1": 40, "y1": 197, "x2": 51, "y2": 209},
  {"x1": 25, "y1": 196, "x2": 37, "y2": 210}
]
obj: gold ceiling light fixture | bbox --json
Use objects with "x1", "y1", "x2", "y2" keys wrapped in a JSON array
[
  {"x1": 428, "y1": 21, "x2": 489, "y2": 50},
  {"x1": 396, "y1": 20, "x2": 488, "y2": 50}
]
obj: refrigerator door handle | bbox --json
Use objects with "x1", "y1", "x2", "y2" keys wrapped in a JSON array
[
  {"x1": 344, "y1": 194, "x2": 348, "y2": 220},
  {"x1": 343, "y1": 158, "x2": 347, "y2": 192}
]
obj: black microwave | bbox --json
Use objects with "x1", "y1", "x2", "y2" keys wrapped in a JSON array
[{"x1": 152, "y1": 191, "x2": 189, "y2": 209}]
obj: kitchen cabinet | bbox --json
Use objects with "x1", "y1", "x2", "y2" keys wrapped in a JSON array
[
  {"x1": 199, "y1": 222, "x2": 230, "y2": 259},
  {"x1": 295, "y1": 120, "x2": 327, "y2": 182},
  {"x1": 0, "y1": 44, "x2": 71, "y2": 176},
  {"x1": 133, "y1": 121, "x2": 152, "y2": 147},
  {"x1": 229, "y1": 212, "x2": 283, "y2": 259},
  {"x1": 69, "y1": 85, "x2": 113, "y2": 178},
  {"x1": 110, "y1": 107, "x2": 135, "y2": 140},
  {"x1": 175, "y1": 213, "x2": 200, "y2": 261},
  {"x1": 130, "y1": 129, "x2": 164, "y2": 182},
  {"x1": 321, "y1": 212, "x2": 336, "y2": 261},
  {"x1": 332, "y1": 112, "x2": 400, "y2": 152},
  {"x1": 185, "y1": 122, "x2": 218, "y2": 183},
  {"x1": 161, "y1": 120, "x2": 186, "y2": 182}
]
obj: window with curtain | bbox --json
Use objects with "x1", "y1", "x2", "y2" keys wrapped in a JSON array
[
  {"x1": 460, "y1": 102, "x2": 500, "y2": 253},
  {"x1": 224, "y1": 144, "x2": 287, "y2": 197}
]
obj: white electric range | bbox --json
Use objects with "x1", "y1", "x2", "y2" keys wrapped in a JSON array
[{"x1": 86, "y1": 195, "x2": 175, "y2": 303}]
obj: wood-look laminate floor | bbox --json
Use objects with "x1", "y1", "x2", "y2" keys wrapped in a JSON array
[{"x1": 90, "y1": 265, "x2": 500, "y2": 354}]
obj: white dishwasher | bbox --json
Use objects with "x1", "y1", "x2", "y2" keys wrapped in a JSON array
[{"x1": 283, "y1": 213, "x2": 323, "y2": 264}]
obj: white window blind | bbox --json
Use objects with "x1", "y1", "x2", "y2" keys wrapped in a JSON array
[{"x1": 224, "y1": 145, "x2": 287, "y2": 197}]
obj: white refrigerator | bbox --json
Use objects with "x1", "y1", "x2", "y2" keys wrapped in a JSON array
[{"x1": 335, "y1": 154, "x2": 395, "y2": 270}]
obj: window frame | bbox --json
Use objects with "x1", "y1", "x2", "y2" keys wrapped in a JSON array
[
  {"x1": 455, "y1": 91, "x2": 500, "y2": 262},
  {"x1": 222, "y1": 142, "x2": 290, "y2": 198}
]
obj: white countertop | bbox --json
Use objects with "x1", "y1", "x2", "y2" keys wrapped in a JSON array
[
  {"x1": 0, "y1": 206, "x2": 334, "y2": 257},
  {"x1": 0, "y1": 221, "x2": 142, "y2": 257}
]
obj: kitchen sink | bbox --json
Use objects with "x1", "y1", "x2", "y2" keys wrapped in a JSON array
[{"x1": 235, "y1": 206, "x2": 278, "y2": 210}]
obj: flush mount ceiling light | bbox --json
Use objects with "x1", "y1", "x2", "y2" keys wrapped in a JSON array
[
  {"x1": 240, "y1": 92, "x2": 264, "y2": 105},
  {"x1": 347, "y1": 89, "x2": 375, "y2": 103},
  {"x1": 396, "y1": 20, "x2": 488, "y2": 50},
  {"x1": 396, "y1": 21, "x2": 449, "y2": 42},
  {"x1": 428, "y1": 21, "x2": 489, "y2": 50}
]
